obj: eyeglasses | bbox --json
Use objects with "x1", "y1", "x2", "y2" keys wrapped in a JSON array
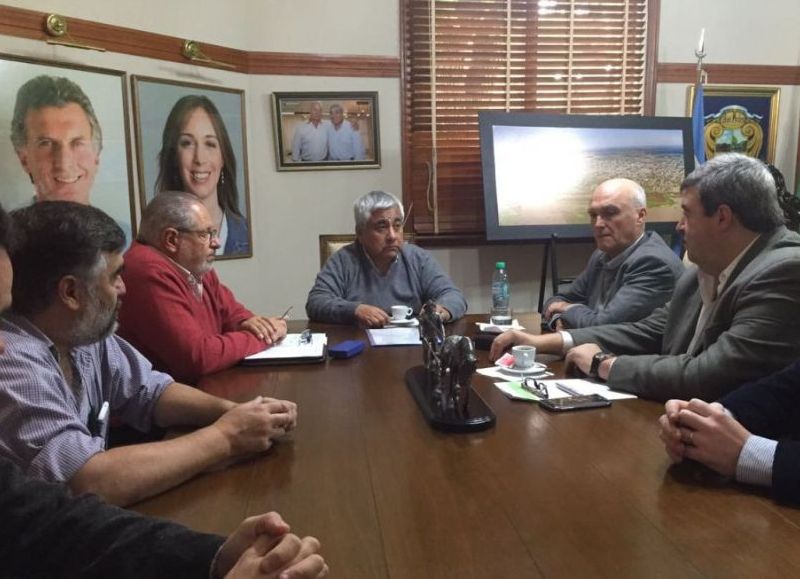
[
  {"x1": 177, "y1": 228, "x2": 219, "y2": 244},
  {"x1": 521, "y1": 377, "x2": 549, "y2": 399}
]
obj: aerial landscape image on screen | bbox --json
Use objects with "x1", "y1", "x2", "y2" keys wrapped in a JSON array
[{"x1": 492, "y1": 125, "x2": 686, "y2": 226}]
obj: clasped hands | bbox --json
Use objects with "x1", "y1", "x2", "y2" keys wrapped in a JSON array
[
  {"x1": 215, "y1": 511, "x2": 328, "y2": 579},
  {"x1": 658, "y1": 398, "x2": 751, "y2": 477}
]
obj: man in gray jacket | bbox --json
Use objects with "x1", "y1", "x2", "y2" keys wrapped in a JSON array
[
  {"x1": 543, "y1": 178, "x2": 683, "y2": 329},
  {"x1": 491, "y1": 153, "x2": 800, "y2": 402},
  {"x1": 306, "y1": 191, "x2": 467, "y2": 327}
]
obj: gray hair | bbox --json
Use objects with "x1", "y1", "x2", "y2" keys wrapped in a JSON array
[
  {"x1": 629, "y1": 182, "x2": 646, "y2": 209},
  {"x1": 330, "y1": 103, "x2": 343, "y2": 115},
  {"x1": 681, "y1": 153, "x2": 783, "y2": 233},
  {"x1": 353, "y1": 190, "x2": 404, "y2": 233},
  {"x1": 137, "y1": 191, "x2": 203, "y2": 245},
  {"x1": 10, "y1": 75, "x2": 102, "y2": 152}
]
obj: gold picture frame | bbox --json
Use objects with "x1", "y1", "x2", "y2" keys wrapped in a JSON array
[
  {"x1": 0, "y1": 53, "x2": 136, "y2": 241},
  {"x1": 686, "y1": 85, "x2": 780, "y2": 163},
  {"x1": 272, "y1": 91, "x2": 380, "y2": 171}
]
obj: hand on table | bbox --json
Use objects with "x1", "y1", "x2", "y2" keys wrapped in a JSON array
[
  {"x1": 216, "y1": 511, "x2": 328, "y2": 579},
  {"x1": 241, "y1": 316, "x2": 288, "y2": 345},
  {"x1": 563, "y1": 343, "x2": 603, "y2": 377},
  {"x1": 354, "y1": 304, "x2": 390, "y2": 328},
  {"x1": 658, "y1": 398, "x2": 751, "y2": 477},
  {"x1": 543, "y1": 300, "x2": 571, "y2": 320},
  {"x1": 213, "y1": 396, "x2": 298, "y2": 458}
]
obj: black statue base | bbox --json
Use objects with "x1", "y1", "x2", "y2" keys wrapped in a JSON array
[{"x1": 405, "y1": 365, "x2": 496, "y2": 433}]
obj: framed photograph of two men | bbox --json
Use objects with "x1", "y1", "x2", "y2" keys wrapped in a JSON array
[
  {"x1": 686, "y1": 84, "x2": 780, "y2": 164},
  {"x1": 0, "y1": 53, "x2": 135, "y2": 242},
  {"x1": 272, "y1": 91, "x2": 380, "y2": 171}
]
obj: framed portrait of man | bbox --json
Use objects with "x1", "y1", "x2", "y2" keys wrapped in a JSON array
[
  {"x1": 0, "y1": 53, "x2": 135, "y2": 241},
  {"x1": 132, "y1": 76, "x2": 252, "y2": 259},
  {"x1": 272, "y1": 91, "x2": 381, "y2": 171}
]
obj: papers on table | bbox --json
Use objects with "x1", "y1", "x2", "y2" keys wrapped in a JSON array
[
  {"x1": 366, "y1": 327, "x2": 422, "y2": 346},
  {"x1": 493, "y1": 378, "x2": 637, "y2": 402},
  {"x1": 475, "y1": 319, "x2": 525, "y2": 334},
  {"x1": 243, "y1": 333, "x2": 327, "y2": 362}
]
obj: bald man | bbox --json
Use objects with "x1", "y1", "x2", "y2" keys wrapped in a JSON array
[{"x1": 543, "y1": 178, "x2": 684, "y2": 329}]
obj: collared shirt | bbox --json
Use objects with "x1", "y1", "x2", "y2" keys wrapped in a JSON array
[
  {"x1": 0, "y1": 313, "x2": 172, "y2": 482},
  {"x1": 327, "y1": 121, "x2": 365, "y2": 160},
  {"x1": 687, "y1": 236, "x2": 760, "y2": 353},
  {"x1": 292, "y1": 120, "x2": 330, "y2": 162},
  {"x1": 560, "y1": 233, "x2": 646, "y2": 353},
  {"x1": 168, "y1": 256, "x2": 204, "y2": 299}
]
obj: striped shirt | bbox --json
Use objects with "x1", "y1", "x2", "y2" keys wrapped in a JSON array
[{"x1": 0, "y1": 313, "x2": 172, "y2": 482}]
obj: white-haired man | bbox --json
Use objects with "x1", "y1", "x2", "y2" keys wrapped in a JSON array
[
  {"x1": 543, "y1": 178, "x2": 683, "y2": 329},
  {"x1": 306, "y1": 190, "x2": 467, "y2": 327}
]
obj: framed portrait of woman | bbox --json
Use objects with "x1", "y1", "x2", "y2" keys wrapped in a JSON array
[
  {"x1": 132, "y1": 76, "x2": 252, "y2": 259},
  {"x1": 0, "y1": 53, "x2": 135, "y2": 242}
]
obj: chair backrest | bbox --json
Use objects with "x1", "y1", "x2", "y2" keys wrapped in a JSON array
[
  {"x1": 319, "y1": 234, "x2": 356, "y2": 268},
  {"x1": 318, "y1": 233, "x2": 417, "y2": 268}
]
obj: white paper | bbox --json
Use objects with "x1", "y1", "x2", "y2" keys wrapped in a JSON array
[
  {"x1": 493, "y1": 378, "x2": 636, "y2": 401},
  {"x1": 244, "y1": 333, "x2": 327, "y2": 360},
  {"x1": 476, "y1": 319, "x2": 525, "y2": 334},
  {"x1": 535, "y1": 378, "x2": 637, "y2": 400},
  {"x1": 366, "y1": 327, "x2": 422, "y2": 346}
]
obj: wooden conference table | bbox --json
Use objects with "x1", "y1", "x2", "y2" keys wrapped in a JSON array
[{"x1": 134, "y1": 314, "x2": 800, "y2": 578}]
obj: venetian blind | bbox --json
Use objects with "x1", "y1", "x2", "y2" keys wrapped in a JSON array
[{"x1": 402, "y1": 0, "x2": 652, "y2": 235}]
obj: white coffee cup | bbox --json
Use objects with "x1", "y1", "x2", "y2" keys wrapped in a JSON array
[
  {"x1": 391, "y1": 305, "x2": 413, "y2": 321},
  {"x1": 512, "y1": 345, "x2": 536, "y2": 369}
]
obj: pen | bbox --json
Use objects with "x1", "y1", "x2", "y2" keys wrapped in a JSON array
[
  {"x1": 555, "y1": 382, "x2": 581, "y2": 397},
  {"x1": 279, "y1": 306, "x2": 293, "y2": 320},
  {"x1": 97, "y1": 401, "x2": 110, "y2": 423}
]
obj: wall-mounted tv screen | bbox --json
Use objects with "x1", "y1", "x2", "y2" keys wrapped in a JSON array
[{"x1": 479, "y1": 112, "x2": 695, "y2": 241}]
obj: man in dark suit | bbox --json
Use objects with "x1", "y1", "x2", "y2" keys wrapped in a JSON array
[
  {"x1": 658, "y1": 359, "x2": 800, "y2": 505},
  {"x1": 491, "y1": 153, "x2": 800, "y2": 401}
]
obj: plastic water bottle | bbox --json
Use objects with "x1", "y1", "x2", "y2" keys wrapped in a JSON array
[{"x1": 490, "y1": 261, "x2": 511, "y2": 323}]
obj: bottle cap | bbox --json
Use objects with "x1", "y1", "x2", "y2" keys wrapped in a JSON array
[{"x1": 495, "y1": 261, "x2": 506, "y2": 269}]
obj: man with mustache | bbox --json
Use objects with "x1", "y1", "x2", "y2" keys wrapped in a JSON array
[
  {"x1": 118, "y1": 192, "x2": 287, "y2": 384},
  {"x1": 0, "y1": 203, "x2": 327, "y2": 578},
  {"x1": 0, "y1": 202, "x2": 297, "y2": 507},
  {"x1": 306, "y1": 190, "x2": 467, "y2": 327}
]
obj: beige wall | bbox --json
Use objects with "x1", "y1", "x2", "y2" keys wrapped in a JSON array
[{"x1": 1, "y1": 0, "x2": 798, "y2": 317}]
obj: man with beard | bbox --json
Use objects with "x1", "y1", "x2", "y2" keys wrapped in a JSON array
[
  {"x1": 0, "y1": 203, "x2": 328, "y2": 579},
  {"x1": 118, "y1": 192, "x2": 287, "y2": 384},
  {"x1": 306, "y1": 190, "x2": 467, "y2": 327},
  {"x1": 0, "y1": 202, "x2": 298, "y2": 507}
]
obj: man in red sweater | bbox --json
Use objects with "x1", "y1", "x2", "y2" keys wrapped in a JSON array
[{"x1": 119, "y1": 192, "x2": 287, "y2": 384}]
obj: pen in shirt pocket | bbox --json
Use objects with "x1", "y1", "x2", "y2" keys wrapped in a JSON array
[{"x1": 97, "y1": 401, "x2": 110, "y2": 447}]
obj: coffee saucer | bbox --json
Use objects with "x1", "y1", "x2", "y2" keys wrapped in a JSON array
[
  {"x1": 496, "y1": 362, "x2": 547, "y2": 376},
  {"x1": 387, "y1": 318, "x2": 419, "y2": 327}
]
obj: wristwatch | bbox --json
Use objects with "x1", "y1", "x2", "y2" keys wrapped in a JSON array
[{"x1": 590, "y1": 352, "x2": 613, "y2": 380}]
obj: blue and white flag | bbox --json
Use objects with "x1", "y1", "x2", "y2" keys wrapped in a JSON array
[{"x1": 692, "y1": 83, "x2": 706, "y2": 165}]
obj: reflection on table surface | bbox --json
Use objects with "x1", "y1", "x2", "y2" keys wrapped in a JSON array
[{"x1": 133, "y1": 314, "x2": 800, "y2": 578}]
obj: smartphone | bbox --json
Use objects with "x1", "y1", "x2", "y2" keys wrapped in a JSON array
[{"x1": 539, "y1": 394, "x2": 612, "y2": 412}]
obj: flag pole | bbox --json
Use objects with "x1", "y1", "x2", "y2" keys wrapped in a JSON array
[{"x1": 692, "y1": 28, "x2": 707, "y2": 166}]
